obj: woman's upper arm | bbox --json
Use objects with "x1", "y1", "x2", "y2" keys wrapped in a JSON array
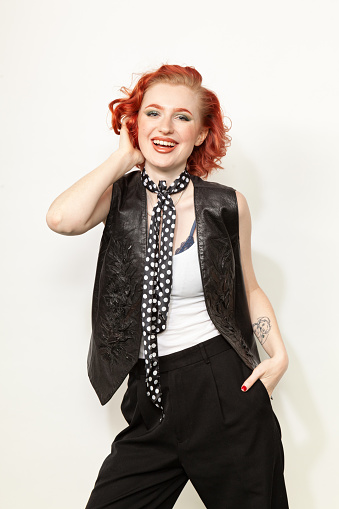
[
  {"x1": 85, "y1": 184, "x2": 113, "y2": 230},
  {"x1": 235, "y1": 190, "x2": 260, "y2": 295}
]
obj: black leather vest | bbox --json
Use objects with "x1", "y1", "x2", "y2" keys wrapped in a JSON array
[{"x1": 87, "y1": 170, "x2": 260, "y2": 405}]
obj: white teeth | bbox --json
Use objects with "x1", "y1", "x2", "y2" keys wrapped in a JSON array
[{"x1": 153, "y1": 140, "x2": 176, "y2": 147}]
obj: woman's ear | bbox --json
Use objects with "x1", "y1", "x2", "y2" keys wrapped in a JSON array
[{"x1": 195, "y1": 128, "x2": 209, "y2": 147}]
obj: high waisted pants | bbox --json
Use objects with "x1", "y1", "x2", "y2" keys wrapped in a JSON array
[{"x1": 85, "y1": 334, "x2": 289, "y2": 508}]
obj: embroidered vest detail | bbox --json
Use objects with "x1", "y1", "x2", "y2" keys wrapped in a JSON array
[{"x1": 87, "y1": 170, "x2": 260, "y2": 405}]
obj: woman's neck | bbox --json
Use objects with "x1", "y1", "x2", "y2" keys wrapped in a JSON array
[{"x1": 143, "y1": 163, "x2": 187, "y2": 187}]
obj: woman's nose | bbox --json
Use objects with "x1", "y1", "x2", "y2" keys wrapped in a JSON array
[{"x1": 158, "y1": 115, "x2": 174, "y2": 134}]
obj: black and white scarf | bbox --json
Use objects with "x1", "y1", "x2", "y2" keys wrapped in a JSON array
[{"x1": 140, "y1": 166, "x2": 191, "y2": 421}]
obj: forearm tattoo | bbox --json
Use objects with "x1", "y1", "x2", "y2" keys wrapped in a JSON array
[{"x1": 253, "y1": 316, "x2": 271, "y2": 346}]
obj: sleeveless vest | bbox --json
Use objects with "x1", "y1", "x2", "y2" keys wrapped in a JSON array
[{"x1": 87, "y1": 170, "x2": 260, "y2": 405}]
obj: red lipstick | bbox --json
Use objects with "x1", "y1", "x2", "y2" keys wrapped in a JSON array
[{"x1": 151, "y1": 136, "x2": 178, "y2": 153}]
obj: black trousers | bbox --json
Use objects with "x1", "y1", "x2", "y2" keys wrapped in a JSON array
[{"x1": 85, "y1": 334, "x2": 289, "y2": 508}]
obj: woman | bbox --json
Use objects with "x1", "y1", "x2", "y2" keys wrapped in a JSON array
[{"x1": 46, "y1": 64, "x2": 289, "y2": 508}]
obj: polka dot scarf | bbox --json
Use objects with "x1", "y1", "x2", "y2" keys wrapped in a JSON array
[{"x1": 140, "y1": 166, "x2": 191, "y2": 421}]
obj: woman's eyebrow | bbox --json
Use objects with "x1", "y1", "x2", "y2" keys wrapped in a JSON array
[{"x1": 144, "y1": 103, "x2": 193, "y2": 115}]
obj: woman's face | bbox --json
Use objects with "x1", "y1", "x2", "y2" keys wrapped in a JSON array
[{"x1": 137, "y1": 83, "x2": 208, "y2": 176}]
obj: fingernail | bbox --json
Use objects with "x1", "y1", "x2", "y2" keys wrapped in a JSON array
[{"x1": 241, "y1": 385, "x2": 247, "y2": 392}]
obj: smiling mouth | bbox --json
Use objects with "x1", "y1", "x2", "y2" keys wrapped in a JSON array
[
  {"x1": 151, "y1": 139, "x2": 177, "y2": 153},
  {"x1": 152, "y1": 139, "x2": 176, "y2": 147}
]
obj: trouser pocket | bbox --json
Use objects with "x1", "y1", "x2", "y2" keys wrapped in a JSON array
[
  {"x1": 257, "y1": 377, "x2": 273, "y2": 404},
  {"x1": 209, "y1": 347, "x2": 273, "y2": 426}
]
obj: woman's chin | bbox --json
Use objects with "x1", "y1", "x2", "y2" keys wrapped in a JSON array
[{"x1": 143, "y1": 155, "x2": 187, "y2": 172}]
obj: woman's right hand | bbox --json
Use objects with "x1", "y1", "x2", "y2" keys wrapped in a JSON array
[
  {"x1": 118, "y1": 117, "x2": 145, "y2": 167},
  {"x1": 46, "y1": 117, "x2": 145, "y2": 236}
]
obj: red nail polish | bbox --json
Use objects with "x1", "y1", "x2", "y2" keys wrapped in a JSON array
[{"x1": 241, "y1": 385, "x2": 247, "y2": 392}]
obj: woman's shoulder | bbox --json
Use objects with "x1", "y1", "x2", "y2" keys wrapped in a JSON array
[
  {"x1": 191, "y1": 174, "x2": 235, "y2": 193},
  {"x1": 114, "y1": 169, "x2": 141, "y2": 187},
  {"x1": 191, "y1": 175, "x2": 238, "y2": 206},
  {"x1": 234, "y1": 190, "x2": 250, "y2": 217}
]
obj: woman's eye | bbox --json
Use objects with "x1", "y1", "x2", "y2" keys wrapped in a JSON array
[
  {"x1": 177, "y1": 115, "x2": 189, "y2": 121},
  {"x1": 145, "y1": 111, "x2": 190, "y2": 121}
]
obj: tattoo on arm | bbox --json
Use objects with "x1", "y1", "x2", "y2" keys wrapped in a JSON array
[{"x1": 253, "y1": 316, "x2": 271, "y2": 346}]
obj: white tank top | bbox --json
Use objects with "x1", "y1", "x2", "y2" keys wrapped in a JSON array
[{"x1": 138, "y1": 240, "x2": 220, "y2": 358}]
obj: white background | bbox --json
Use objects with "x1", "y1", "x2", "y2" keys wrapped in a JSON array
[{"x1": 1, "y1": 0, "x2": 338, "y2": 507}]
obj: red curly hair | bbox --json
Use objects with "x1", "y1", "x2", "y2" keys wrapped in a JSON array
[{"x1": 108, "y1": 64, "x2": 231, "y2": 178}]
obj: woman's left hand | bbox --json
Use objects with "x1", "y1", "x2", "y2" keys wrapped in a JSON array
[{"x1": 241, "y1": 355, "x2": 289, "y2": 398}]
